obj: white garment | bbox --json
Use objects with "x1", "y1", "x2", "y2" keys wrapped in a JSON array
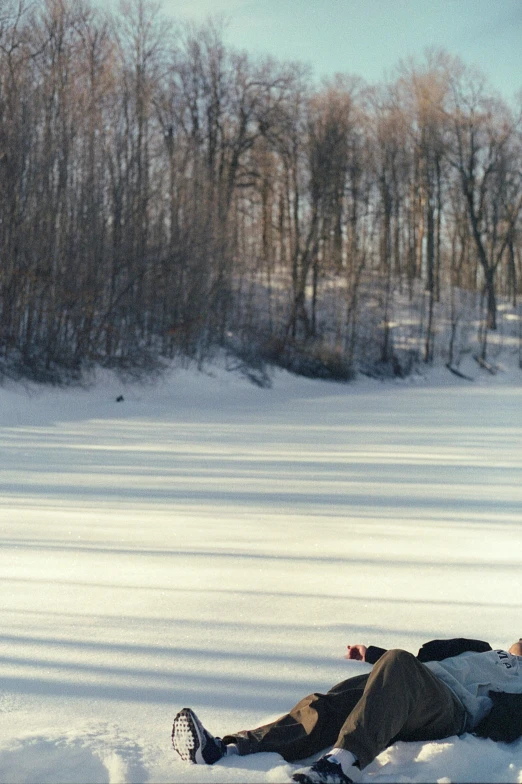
[
  {"x1": 425, "y1": 649, "x2": 522, "y2": 729},
  {"x1": 327, "y1": 748, "x2": 357, "y2": 774}
]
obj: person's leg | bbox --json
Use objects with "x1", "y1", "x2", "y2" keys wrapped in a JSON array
[
  {"x1": 222, "y1": 674, "x2": 369, "y2": 762},
  {"x1": 335, "y1": 650, "x2": 465, "y2": 769}
]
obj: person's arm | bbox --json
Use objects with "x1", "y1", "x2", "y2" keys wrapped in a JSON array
[
  {"x1": 365, "y1": 645, "x2": 388, "y2": 664},
  {"x1": 416, "y1": 638, "x2": 492, "y2": 662},
  {"x1": 474, "y1": 692, "x2": 522, "y2": 743},
  {"x1": 345, "y1": 637, "x2": 492, "y2": 665}
]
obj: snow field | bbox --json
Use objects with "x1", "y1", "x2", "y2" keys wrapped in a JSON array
[{"x1": 1, "y1": 363, "x2": 522, "y2": 782}]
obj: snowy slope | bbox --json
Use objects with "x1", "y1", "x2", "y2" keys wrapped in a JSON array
[{"x1": 1, "y1": 360, "x2": 522, "y2": 783}]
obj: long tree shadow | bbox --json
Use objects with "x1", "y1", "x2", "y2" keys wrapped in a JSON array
[
  {"x1": 0, "y1": 671, "x2": 332, "y2": 713},
  {"x1": 3, "y1": 578, "x2": 517, "y2": 610}
]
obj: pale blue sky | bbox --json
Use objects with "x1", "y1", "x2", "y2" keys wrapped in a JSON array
[{"x1": 161, "y1": 0, "x2": 522, "y2": 104}]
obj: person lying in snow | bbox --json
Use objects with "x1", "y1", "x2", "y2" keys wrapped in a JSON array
[{"x1": 171, "y1": 637, "x2": 522, "y2": 784}]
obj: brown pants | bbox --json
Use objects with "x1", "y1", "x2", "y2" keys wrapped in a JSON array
[{"x1": 223, "y1": 650, "x2": 466, "y2": 769}]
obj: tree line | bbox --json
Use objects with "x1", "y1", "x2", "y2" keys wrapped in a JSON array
[{"x1": 1, "y1": 0, "x2": 521, "y2": 383}]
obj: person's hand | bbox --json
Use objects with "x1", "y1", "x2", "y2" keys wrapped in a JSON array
[{"x1": 344, "y1": 644, "x2": 367, "y2": 661}]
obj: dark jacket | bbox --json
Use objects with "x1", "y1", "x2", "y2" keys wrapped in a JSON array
[{"x1": 365, "y1": 638, "x2": 522, "y2": 744}]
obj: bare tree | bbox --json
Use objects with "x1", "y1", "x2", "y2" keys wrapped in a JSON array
[
  {"x1": 397, "y1": 52, "x2": 450, "y2": 362},
  {"x1": 446, "y1": 61, "x2": 521, "y2": 343}
]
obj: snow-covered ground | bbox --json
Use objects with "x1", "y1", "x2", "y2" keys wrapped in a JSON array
[{"x1": 1, "y1": 357, "x2": 522, "y2": 783}]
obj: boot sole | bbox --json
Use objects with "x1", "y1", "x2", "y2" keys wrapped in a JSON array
[{"x1": 172, "y1": 708, "x2": 205, "y2": 764}]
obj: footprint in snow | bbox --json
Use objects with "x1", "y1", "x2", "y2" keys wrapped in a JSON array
[{"x1": 0, "y1": 727, "x2": 148, "y2": 784}]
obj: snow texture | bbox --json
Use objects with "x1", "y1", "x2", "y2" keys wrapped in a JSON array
[{"x1": 1, "y1": 357, "x2": 522, "y2": 783}]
